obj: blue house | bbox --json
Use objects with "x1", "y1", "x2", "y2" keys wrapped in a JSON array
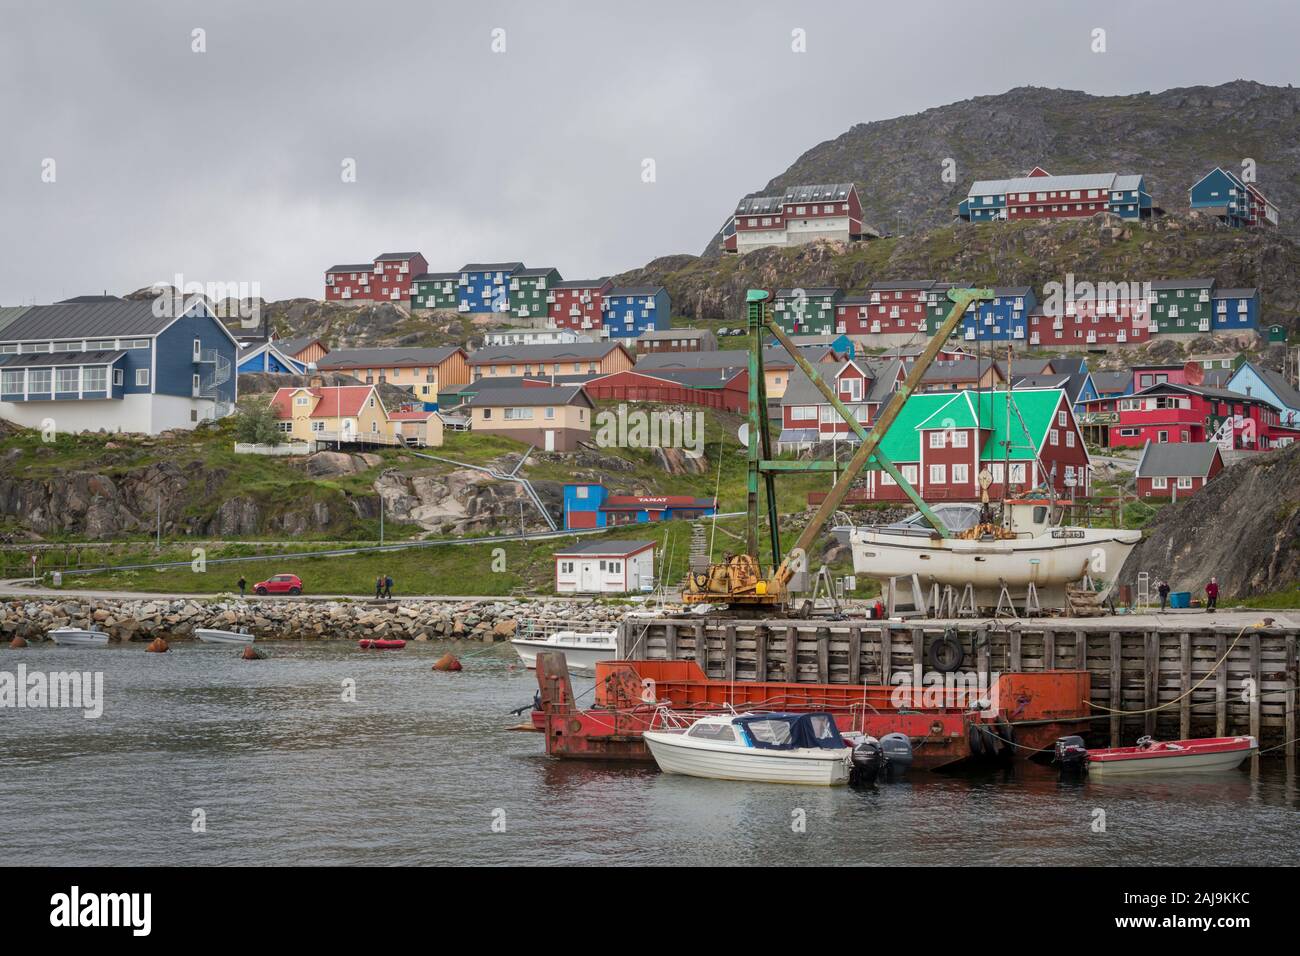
[
  {"x1": 457, "y1": 262, "x2": 523, "y2": 314},
  {"x1": 237, "y1": 339, "x2": 307, "y2": 375},
  {"x1": 0, "y1": 295, "x2": 238, "y2": 434},
  {"x1": 1211, "y1": 287, "x2": 1259, "y2": 332},
  {"x1": 1188, "y1": 167, "x2": 1253, "y2": 226},
  {"x1": 562, "y1": 483, "x2": 716, "y2": 529},
  {"x1": 1227, "y1": 361, "x2": 1300, "y2": 429},
  {"x1": 961, "y1": 287, "x2": 1036, "y2": 342},
  {"x1": 601, "y1": 286, "x2": 671, "y2": 339}
]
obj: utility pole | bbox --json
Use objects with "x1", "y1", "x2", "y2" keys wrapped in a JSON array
[
  {"x1": 156, "y1": 495, "x2": 162, "y2": 550},
  {"x1": 379, "y1": 494, "x2": 384, "y2": 545}
]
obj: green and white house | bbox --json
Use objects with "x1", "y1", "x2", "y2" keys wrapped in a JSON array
[
  {"x1": 508, "y1": 267, "x2": 561, "y2": 322},
  {"x1": 410, "y1": 272, "x2": 461, "y2": 310}
]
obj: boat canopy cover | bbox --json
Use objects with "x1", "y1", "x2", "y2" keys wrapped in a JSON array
[{"x1": 735, "y1": 712, "x2": 846, "y2": 750}]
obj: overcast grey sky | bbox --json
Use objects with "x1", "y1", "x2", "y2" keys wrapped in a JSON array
[{"x1": 1, "y1": 0, "x2": 1296, "y2": 303}]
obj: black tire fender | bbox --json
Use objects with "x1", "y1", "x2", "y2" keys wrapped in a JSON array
[{"x1": 928, "y1": 632, "x2": 965, "y2": 673}]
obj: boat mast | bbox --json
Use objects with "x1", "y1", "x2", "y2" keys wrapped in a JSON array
[{"x1": 1003, "y1": 342, "x2": 1012, "y2": 522}]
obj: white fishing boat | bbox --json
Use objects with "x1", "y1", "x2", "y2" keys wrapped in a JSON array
[
  {"x1": 196, "y1": 627, "x2": 255, "y2": 645},
  {"x1": 47, "y1": 626, "x2": 110, "y2": 646},
  {"x1": 642, "y1": 712, "x2": 853, "y2": 786},
  {"x1": 510, "y1": 628, "x2": 618, "y2": 673},
  {"x1": 837, "y1": 499, "x2": 1140, "y2": 609}
]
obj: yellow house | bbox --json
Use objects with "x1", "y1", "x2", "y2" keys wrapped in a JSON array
[
  {"x1": 317, "y1": 347, "x2": 470, "y2": 403},
  {"x1": 271, "y1": 384, "x2": 394, "y2": 444},
  {"x1": 463, "y1": 384, "x2": 594, "y2": 452},
  {"x1": 468, "y1": 342, "x2": 633, "y2": 380}
]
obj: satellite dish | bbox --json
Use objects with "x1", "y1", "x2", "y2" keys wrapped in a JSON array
[
  {"x1": 737, "y1": 423, "x2": 750, "y2": 448},
  {"x1": 1183, "y1": 361, "x2": 1205, "y2": 386}
]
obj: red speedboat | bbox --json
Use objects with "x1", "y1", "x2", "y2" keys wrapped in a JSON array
[
  {"x1": 358, "y1": 638, "x2": 406, "y2": 650},
  {"x1": 1056, "y1": 735, "x2": 1257, "y2": 775}
]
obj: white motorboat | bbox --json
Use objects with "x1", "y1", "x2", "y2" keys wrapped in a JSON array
[
  {"x1": 47, "y1": 626, "x2": 110, "y2": 646},
  {"x1": 510, "y1": 628, "x2": 618, "y2": 673},
  {"x1": 837, "y1": 499, "x2": 1140, "y2": 609},
  {"x1": 196, "y1": 627, "x2": 255, "y2": 645},
  {"x1": 642, "y1": 712, "x2": 853, "y2": 786}
]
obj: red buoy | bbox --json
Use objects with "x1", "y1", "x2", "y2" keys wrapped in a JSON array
[{"x1": 433, "y1": 653, "x2": 462, "y2": 672}]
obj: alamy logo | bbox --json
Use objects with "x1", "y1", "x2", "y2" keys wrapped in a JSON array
[
  {"x1": 50, "y1": 886, "x2": 151, "y2": 936},
  {"x1": 593, "y1": 403, "x2": 704, "y2": 458},
  {"x1": 0, "y1": 666, "x2": 103, "y2": 718},
  {"x1": 890, "y1": 668, "x2": 1000, "y2": 715}
]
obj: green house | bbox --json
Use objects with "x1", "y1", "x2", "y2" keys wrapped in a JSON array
[
  {"x1": 1148, "y1": 279, "x2": 1214, "y2": 334},
  {"x1": 410, "y1": 272, "x2": 460, "y2": 310},
  {"x1": 922, "y1": 282, "x2": 965, "y2": 335},
  {"x1": 772, "y1": 287, "x2": 841, "y2": 336},
  {"x1": 509, "y1": 267, "x2": 561, "y2": 321},
  {"x1": 1268, "y1": 324, "x2": 1288, "y2": 343}
]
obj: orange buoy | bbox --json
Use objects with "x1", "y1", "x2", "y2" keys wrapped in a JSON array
[
  {"x1": 9, "y1": 636, "x2": 28, "y2": 648},
  {"x1": 145, "y1": 637, "x2": 169, "y2": 653},
  {"x1": 433, "y1": 653, "x2": 462, "y2": 672},
  {"x1": 241, "y1": 645, "x2": 266, "y2": 660}
]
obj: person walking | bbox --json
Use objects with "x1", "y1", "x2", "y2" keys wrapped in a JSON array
[
  {"x1": 383, "y1": 574, "x2": 393, "y2": 600},
  {"x1": 237, "y1": 575, "x2": 247, "y2": 599},
  {"x1": 374, "y1": 574, "x2": 384, "y2": 600},
  {"x1": 1205, "y1": 577, "x2": 1219, "y2": 612},
  {"x1": 1157, "y1": 580, "x2": 1170, "y2": 611}
]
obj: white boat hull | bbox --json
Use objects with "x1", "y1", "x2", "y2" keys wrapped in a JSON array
[
  {"x1": 511, "y1": 638, "x2": 616, "y2": 674},
  {"x1": 642, "y1": 730, "x2": 851, "y2": 786},
  {"x1": 47, "y1": 628, "x2": 109, "y2": 646},
  {"x1": 196, "y1": 629, "x2": 255, "y2": 645},
  {"x1": 849, "y1": 526, "x2": 1140, "y2": 607}
]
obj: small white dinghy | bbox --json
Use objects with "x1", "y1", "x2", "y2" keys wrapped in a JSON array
[
  {"x1": 643, "y1": 712, "x2": 854, "y2": 786},
  {"x1": 511, "y1": 629, "x2": 617, "y2": 674},
  {"x1": 47, "y1": 626, "x2": 110, "y2": 646},
  {"x1": 196, "y1": 627, "x2": 255, "y2": 646}
]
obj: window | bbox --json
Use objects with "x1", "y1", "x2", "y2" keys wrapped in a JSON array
[
  {"x1": 1157, "y1": 430, "x2": 1168, "y2": 443},
  {"x1": 929, "y1": 464, "x2": 946, "y2": 484},
  {"x1": 192, "y1": 338, "x2": 202, "y2": 361},
  {"x1": 929, "y1": 432, "x2": 945, "y2": 448},
  {"x1": 83, "y1": 367, "x2": 107, "y2": 392},
  {"x1": 1058, "y1": 411, "x2": 1067, "y2": 426},
  {"x1": 952, "y1": 464, "x2": 969, "y2": 484},
  {"x1": 113, "y1": 368, "x2": 123, "y2": 386},
  {"x1": 0, "y1": 369, "x2": 22, "y2": 393},
  {"x1": 504, "y1": 407, "x2": 534, "y2": 420},
  {"x1": 1049, "y1": 430, "x2": 1059, "y2": 446},
  {"x1": 1009, "y1": 463, "x2": 1026, "y2": 483},
  {"x1": 1065, "y1": 430, "x2": 1075, "y2": 448},
  {"x1": 1176, "y1": 477, "x2": 1193, "y2": 490},
  {"x1": 192, "y1": 373, "x2": 201, "y2": 395},
  {"x1": 791, "y1": 406, "x2": 816, "y2": 422},
  {"x1": 544, "y1": 407, "x2": 555, "y2": 420},
  {"x1": 952, "y1": 431, "x2": 968, "y2": 448},
  {"x1": 311, "y1": 421, "x2": 325, "y2": 433},
  {"x1": 1152, "y1": 477, "x2": 1168, "y2": 489},
  {"x1": 136, "y1": 369, "x2": 150, "y2": 387},
  {"x1": 56, "y1": 367, "x2": 79, "y2": 392}
]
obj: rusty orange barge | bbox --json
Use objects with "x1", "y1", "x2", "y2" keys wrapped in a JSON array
[{"x1": 533, "y1": 655, "x2": 1091, "y2": 771}]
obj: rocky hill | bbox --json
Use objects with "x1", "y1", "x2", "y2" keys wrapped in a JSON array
[
  {"x1": 1119, "y1": 443, "x2": 1300, "y2": 600},
  {"x1": 702, "y1": 80, "x2": 1300, "y2": 254}
]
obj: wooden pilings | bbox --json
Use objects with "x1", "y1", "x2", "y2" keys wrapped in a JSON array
[{"x1": 630, "y1": 617, "x2": 1299, "y2": 750}]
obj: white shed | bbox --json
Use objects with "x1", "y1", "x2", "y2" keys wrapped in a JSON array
[{"x1": 554, "y1": 540, "x2": 656, "y2": 594}]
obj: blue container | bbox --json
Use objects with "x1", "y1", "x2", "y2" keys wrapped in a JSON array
[{"x1": 1169, "y1": 591, "x2": 1191, "y2": 609}]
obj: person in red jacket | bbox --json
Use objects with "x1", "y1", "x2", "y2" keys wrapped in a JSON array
[{"x1": 1205, "y1": 577, "x2": 1220, "y2": 612}]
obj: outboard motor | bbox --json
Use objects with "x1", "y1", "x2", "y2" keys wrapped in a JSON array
[
  {"x1": 1054, "y1": 735, "x2": 1089, "y2": 774},
  {"x1": 878, "y1": 732, "x2": 914, "y2": 779},
  {"x1": 850, "y1": 736, "x2": 884, "y2": 787}
]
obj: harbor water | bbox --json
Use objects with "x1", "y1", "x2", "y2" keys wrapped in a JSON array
[{"x1": 1, "y1": 641, "x2": 1297, "y2": 866}]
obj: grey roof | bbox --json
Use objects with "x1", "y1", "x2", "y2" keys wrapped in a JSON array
[
  {"x1": 1013, "y1": 373, "x2": 1072, "y2": 389},
  {"x1": 0, "y1": 349, "x2": 126, "y2": 369},
  {"x1": 1212, "y1": 288, "x2": 1258, "y2": 298},
  {"x1": 868, "y1": 280, "x2": 936, "y2": 292},
  {"x1": 1091, "y1": 370, "x2": 1132, "y2": 394},
  {"x1": 275, "y1": 334, "x2": 326, "y2": 357},
  {"x1": 325, "y1": 263, "x2": 374, "y2": 273},
  {"x1": 464, "y1": 374, "x2": 596, "y2": 389},
  {"x1": 375, "y1": 251, "x2": 424, "y2": 261},
  {"x1": 996, "y1": 358, "x2": 1055, "y2": 379},
  {"x1": 553, "y1": 539, "x2": 655, "y2": 557},
  {"x1": 734, "y1": 195, "x2": 783, "y2": 215},
  {"x1": 0, "y1": 306, "x2": 33, "y2": 337},
  {"x1": 781, "y1": 183, "x2": 855, "y2": 204},
  {"x1": 553, "y1": 277, "x2": 611, "y2": 289},
  {"x1": 1136, "y1": 441, "x2": 1222, "y2": 479},
  {"x1": 968, "y1": 171, "x2": 1134, "y2": 196},
  {"x1": 464, "y1": 384, "x2": 592, "y2": 408},
  {"x1": 57, "y1": 295, "x2": 121, "y2": 304},
  {"x1": 622, "y1": 368, "x2": 743, "y2": 388},
  {"x1": 1149, "y1": 278, "x2": 1215, "y2": 290},
  {"x1": 467, "y1": 342, "x2": 626, "y2": 364},
  {"x1": 460, "y1": 261, "x2": 524, "y2": 272},
  {"x1": 636, "y1": 346, "x2": 832, "y2": 371},
  {"x1": 317, "y1": 346, "x2": 461, "y2": 369},
  {"x1": 637, "y1": 327, "x2": 712, "y2": 340},
  {"x1": 780, "y1": 359, "x2": 898, "y2": 407},
  {"x1": 1135, "y1": 381, "x2": 1269, "y2": 404},
  {"x1": 0, "y1": 299, "x2": 180, "y2": 342},
  {"x1": 775, "y1": 287, "x2": 840, "y2": 298},
  {"x1": 514, "y1": 266, "x2": 560, "y2": 278},
  {"x1": 1112, "y1": 174, "x2": 1145, "y2": 191},
  {"x1": 606, "y1": 286, "x2": 667, "y2": 296},
  {"x1": 919, "y1": 359, "x2": 992, "y2": 382},
  {"x1": 412, "y1": 271, "x2": 460, "y2": 282}
]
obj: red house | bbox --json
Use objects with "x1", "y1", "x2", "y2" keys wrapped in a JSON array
[
  {"x1": 549, "y1": 278, "x2": 612, "y2": 332},
  {"x1": 325, "y1": 252, "x2": 428, "y2": 303},
  {"x1": 583, "y1": 367, "x2": 749, "y2": 414},
  {"x1": 1028, "y1": 294, "x2": 1153, "y2": 348},
  {"x1": 777, "y1": 359, "x2": 904, "y2": 451},
  {"x1": 1109, "y1": 382, "x2": 1295, "y2": 450},
  {"x1": 859, "y1": 281, "x2": 934, "y2": 334},
  {"x1": 1135, "y1": 441, "x2": 1224, "y2": 498}
]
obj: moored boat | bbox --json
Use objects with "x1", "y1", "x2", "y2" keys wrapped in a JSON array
[
  {"x1": 358, "y1": 638, "x2": 406, "y2": 650},
  {"x1": 196, "y1": 628, "x2": 255, "y2": 645},
  {"x1": 511, "y1": 628, "x2": 617, "y2": 673},
  {"x1": 1076, "y1": 735, "x2": 1258, "y2": 775},
  {"x1": 47, "y1": 626, "x2": 109, "y2": 646},
  {"x1": 643, "y1": 712, "x2": 853, "y2": 786}
]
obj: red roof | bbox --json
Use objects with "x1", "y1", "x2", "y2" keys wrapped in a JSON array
[
  {"x1": 271, "y1": 386, "x2": 377, "y2": 419},
  {"x1": 601, "y1": 495, "x2": 716, "y2": 511},
  {"x1": 388, "y1": 409, "x2": 436, "y2": 421}
]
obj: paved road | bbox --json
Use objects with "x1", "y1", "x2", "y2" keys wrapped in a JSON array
[{"x1": 0, "y1": 580, "x2": 523, "y2": 603}]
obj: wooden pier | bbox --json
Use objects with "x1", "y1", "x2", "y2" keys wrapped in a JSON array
[{"x1": 618, "y1": 612, "x2": 1298, "y2": 758}]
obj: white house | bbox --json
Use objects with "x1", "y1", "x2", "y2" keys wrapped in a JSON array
[
  {"x1": 482, "y1": 327, "x2": 592, "y2": 347},
  {"x1": 0, "y1": 295, "x2": 239, "y2": 434},
  {"x1": 553, "y1": 540, "x2": 656, "y2": 594}
]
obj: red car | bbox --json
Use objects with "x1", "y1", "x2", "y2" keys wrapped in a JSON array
[{"x1": 253, "y1": 574, "x2": 302, "y2": 596}]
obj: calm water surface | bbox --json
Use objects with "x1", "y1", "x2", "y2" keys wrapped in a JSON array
[{"x1": 1, "y1": 641, "x2": 1296, "y2": 866}]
